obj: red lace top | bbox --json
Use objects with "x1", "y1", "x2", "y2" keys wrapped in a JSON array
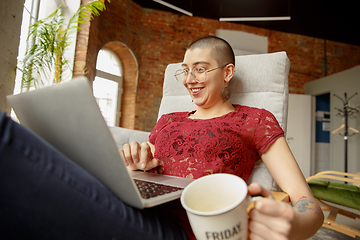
[
  {"x1": 148, "y1": 104, "x2": 284, "y2": 239},
  {"x1": 149, "y1": 104, "x2": 284, "y2": 181}
]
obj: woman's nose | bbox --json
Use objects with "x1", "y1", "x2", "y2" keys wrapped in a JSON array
[{"x1": 184, "y1": 72, "x2": 197, "y2": 84}]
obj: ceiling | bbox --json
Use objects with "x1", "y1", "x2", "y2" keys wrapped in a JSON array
[{"x1": 132, "y1": 0, "x2": 360, "y2": 46}]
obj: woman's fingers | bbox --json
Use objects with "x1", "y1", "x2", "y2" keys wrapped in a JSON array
[
  {"x1": 120, "y1": 142, "x2": 141, "y2": 170},
  {"x1": 247, "y1": 182, "x2": 274, "y2": 199},
  {"x1": 248, "y1": 183, "x2": 295, "y2": 240},
  {"x1": 139, "y1": 142, "x2": 151, "y2": 169},
  {"x1": 121, "y1": 143, "x2": 133, "y2": 164},
  {"x1": 254, "y1": 198, "x2": 294, "y2": 221},
  {"x1": 130, "y1": 141, "x2": 141, "y2": 163},
  {"x1": 121, "y1": 141, "x2": 159, "y2": 171},
  {"x1": 249, "y1": 200, "x2": 293, "y2": 236},
  {"x1": 119, "y1": 149, "x2": 127, "y2": 165},
  {"x1": 248, "y1": 213, "x2": 290, "y2": 240},
  {"x1": 139, "y1": 142, "x2": 160, "y2": 170}
]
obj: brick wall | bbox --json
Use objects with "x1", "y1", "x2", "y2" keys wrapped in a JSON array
[
  {"x1": 74, "y1": 0, "x2": 143, "y2": 129},
  {"x1": 0, "y1": 0, "x2": 24, "y2": 113},
  {"x1": 74, "y1": 0, "x2": 360, "y2": 131}
]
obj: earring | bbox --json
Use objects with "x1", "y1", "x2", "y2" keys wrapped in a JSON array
[{"x1": 222, "y1": 87, "x2": 231, "y2": 103}]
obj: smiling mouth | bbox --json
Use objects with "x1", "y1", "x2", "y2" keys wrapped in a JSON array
[{"x1": 191, "y1": 88, "x2": 203, "y2": 93}]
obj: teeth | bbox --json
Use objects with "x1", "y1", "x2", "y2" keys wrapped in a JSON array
[{"x1": 192, "y1": 88, "x2": 201, "y2": 93}]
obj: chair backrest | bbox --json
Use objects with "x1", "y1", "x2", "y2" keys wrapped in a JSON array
[{"x1": 158, "y1": 52, "x2": 290, "y2": 190}]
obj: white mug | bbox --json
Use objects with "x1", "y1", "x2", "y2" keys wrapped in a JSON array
[{"x1": 181, "y1": 173, "x2": 250, "y2": 240}]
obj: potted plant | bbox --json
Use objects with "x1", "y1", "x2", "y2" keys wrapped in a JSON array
[{"x1": 20, "y1": 0, "x2": 110, "y2": 88}]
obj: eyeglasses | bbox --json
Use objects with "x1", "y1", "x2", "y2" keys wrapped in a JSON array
[{"x1": 174, "y1": 64, "x2": 229, "y2": 83}]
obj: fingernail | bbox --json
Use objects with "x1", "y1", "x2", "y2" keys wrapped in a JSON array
[{"x1": 141, "y1": 163, "x2": 146, "y2": 169}]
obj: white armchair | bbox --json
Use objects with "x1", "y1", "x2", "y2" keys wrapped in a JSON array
[{"x1": 110, "y1": 51, "x2": 290, "y2": 191}]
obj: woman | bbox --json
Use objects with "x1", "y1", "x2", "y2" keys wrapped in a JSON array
[
  {"x1": 120, "y1": 36, "x2": 324, "y2": 240},
  {"x1": 0, "y1": 36, "x2": 323, "y2": 240}
]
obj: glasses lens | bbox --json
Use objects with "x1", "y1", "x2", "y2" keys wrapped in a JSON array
[
  {"x1": 175, "y1": 69, "x2": 185, "y2": 82},
  {"x1": 192, "y1": 67, "x2": 205, "y2": 83},
  {"x1": 174, "y1": 68, "x2": 207, "y2": 83}
]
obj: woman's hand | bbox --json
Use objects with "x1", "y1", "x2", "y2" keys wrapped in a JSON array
[
  {"x1": 119, "y1": 141, "x2": 160, "y2": 171},
  {"x1": 247, "y1": 183, "x2": 295, "y2": 240}
]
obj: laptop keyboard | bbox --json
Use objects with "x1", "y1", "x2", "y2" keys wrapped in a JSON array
[{"x1": 134, "y1": 179, "x2": 183, "y2": 199}]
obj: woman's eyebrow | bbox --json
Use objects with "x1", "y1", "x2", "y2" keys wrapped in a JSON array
[
  {"x1": 181, "y1": 61, "x2": 210, "y2": 68},
  {"x1": 193, "y1": 61, "x2": 210, "y2": 66}
]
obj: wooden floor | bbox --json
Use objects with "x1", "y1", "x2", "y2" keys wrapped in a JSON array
[
  {"x1": 308, "y1": 227, "x2": 360, "y2": 240},
  {"x1": 307, "y1": 212, "x2": 360, "y2": 240}
]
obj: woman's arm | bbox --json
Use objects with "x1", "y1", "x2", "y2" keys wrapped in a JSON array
[
  {"x1": 119, "y1": 141, "x2": 159, "y2": 171},
  {"x1": 248, "y1": 137, "x2": 324, "y2": 240}
]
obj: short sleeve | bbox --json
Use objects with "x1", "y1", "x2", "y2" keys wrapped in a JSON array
[
  {"x1": 148, "y1": 112, "x2": 185, "y2": 145},
  {"x1": 253, "y1": 109, "x2": 284, "y2": 155},
  {"x1": 149, "y1": 115, "x2": 168, "y2": 145}
]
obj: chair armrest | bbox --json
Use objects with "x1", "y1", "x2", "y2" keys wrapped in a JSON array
[
  {"x1": 247, "y1": 191, "x2": 289, "y2": 212},
  {"x1": 108, "y1": 126, "x2": 150, "y2": 149},
  {"x1": 306, "y1": 171, "x2": 360, "y2": 185}
]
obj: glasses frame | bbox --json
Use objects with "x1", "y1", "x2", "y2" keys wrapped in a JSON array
[{"x1": 174, "y1": 63, "x2": 230, "y2": 83}]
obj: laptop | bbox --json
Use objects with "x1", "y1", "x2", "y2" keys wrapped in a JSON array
[{"x1": 6, "y1": 77, "x2": 194, "y2": 209}]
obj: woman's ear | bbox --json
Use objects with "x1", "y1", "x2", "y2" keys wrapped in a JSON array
[{"x1": 224, "y1": 64, "x2": 235, "y2": 83}]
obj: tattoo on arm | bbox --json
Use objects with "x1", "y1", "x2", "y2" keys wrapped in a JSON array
[{"x1": 293, "y1": 196, "x2": 318, "y2": 213}]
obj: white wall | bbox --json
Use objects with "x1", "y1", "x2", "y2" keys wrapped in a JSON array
[
  {"x1": 305, "y1": 66, "x2": 360, "y2": 174},
  {"x1": 287, "y1": 94, "x2": 312, "y2": 178},
  {"x1": 0, "y1": 0, "x2": 25, "y2": 113},
  {"x1": 216, "y1": 29, "x2": 268, "y2": 55}
]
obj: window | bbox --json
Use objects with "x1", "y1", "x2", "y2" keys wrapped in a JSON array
[
  {"x1": 93, "y1": 49, "x2": 123, "y2": 126},
  {"x1": 14, "y1": 0, "x2": 36, "y2": 96},
  {"x1": 15, "y1": 0, "x2": 81, "y2": 94}
]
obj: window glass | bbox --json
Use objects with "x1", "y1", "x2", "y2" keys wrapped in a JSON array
[
  {"x1": 93, "y1": 77, "x2": 119, "y2": 126},
  {"x1": 93, "y1": 49, "x2": 123, "y2": 126}
]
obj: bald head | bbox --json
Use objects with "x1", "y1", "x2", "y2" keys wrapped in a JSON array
[{"x1": 187, "y1": 36, "x2": 235, "y2": 67}]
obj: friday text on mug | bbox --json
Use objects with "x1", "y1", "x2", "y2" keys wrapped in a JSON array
[{"x1": 205, "y1": 223, "x2": 242, "y2": 240}]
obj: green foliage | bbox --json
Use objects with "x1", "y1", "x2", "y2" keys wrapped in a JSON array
[{"x1": 20, "y1": 0, "x2": 110, "y2": 88}]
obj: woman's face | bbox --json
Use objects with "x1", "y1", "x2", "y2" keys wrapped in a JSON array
[{"x1": 182, "y1": 47, "x2": 229, "y2": 109}]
